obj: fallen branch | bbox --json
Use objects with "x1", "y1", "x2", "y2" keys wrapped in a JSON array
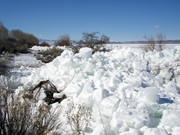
[{"x1": 24, "y1": 80, "x2": 66, "y2": 105}]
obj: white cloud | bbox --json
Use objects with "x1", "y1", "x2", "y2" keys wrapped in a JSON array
[{"x1": 154, "y1": 25, "x2": 160, "y2": 28}]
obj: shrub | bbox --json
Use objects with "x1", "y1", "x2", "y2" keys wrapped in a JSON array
[
  {"x1": 23, "y1": 33, "x2": 39, "y2": 47},
  {"x1": 142, "y1": 33, "x2": 166, "y2": 52},
  {"x1": 0, "y1": 87, "x2": 61, "y2": 135},
  {"x1": 38, "y1": 42, "x2": 50, "y2": 47},
  {"x1": 66, "y1": 104, "x2": 91, "y2": 135},
  {"x1": 9, "y1": 29, "x2": 24, "y2": 42},
  {"x1": 9, "y1": 29, "x2": 39, "y2": 47},
  {"x1": 0, "y1": 40, "x2": 8, "y2": 53},
  {"x1": 35, "y1": 47, "x2": 64, "y2": 63},
  {"x1": 0, "y1": 40, "x2": 29, "y2": 54},
  {"x1": 0, "y1": 52, "x2": 11, "y2": 75},
  {"x1": 12, "y1": 43, "x2": 29, "y2": 54},
  {"x1": 80, "y1": 32, "x2": 109, "y2": 54},
  {"x1": 93, "y1": 44, "x2": 106, "y2": 53},
  {"x1": 69, "y1": 32, "x2": 109, "y2": 54},
  {"x1": 156, "y1": 33, "x2": 166, "y2": 51},
  {"x1": 55, "y1": 34, "x2": 71, "y2": 47},
  {"x1": 0, "y1": 22, "x2": 8, "y2": 40},
  {"x1": 0, "y1": 22, "x2": 39, "y2": 54}
]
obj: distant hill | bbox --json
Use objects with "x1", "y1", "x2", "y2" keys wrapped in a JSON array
[
  {"x1": 39, "y1": 39, "x2": 180, "y2": 45},
  {"x1": 165, "y1": 40, "x2": 180, "y2": 44},
  {"x1": 39, "y1": 39, "x2": 56, "y2": 43},
  {"x1": 108, "y1": 40, "x2": 180, "y2": 44}
]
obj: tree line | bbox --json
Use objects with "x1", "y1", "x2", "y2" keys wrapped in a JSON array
[
  {"x1": 0, "y1": 22, "x2": 39, "y2": 53},
  {"x1": 55, "y1": 32, "x2": 110, "y2": 54}
]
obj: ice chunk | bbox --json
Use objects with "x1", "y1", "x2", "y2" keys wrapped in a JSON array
[
  {"x1": 93, "y1": 88, "x2": 110, "y2": 103},
  {"x1": 144, "y1": 128, "x2": 168, "y2": 135},
  {"x1": 159, "y1": 69, "x2": 172, "y2": 81},
  {"x1": 75, "y1": 81, "x2": 95, "y2": 107},
  {"x1": 53, "y1": 93, "x2": 64, "y2": 99},
  {"x1": 172, "y1": 127, "x2": 180, "y2": 135},
  {"x1": 132, "y1": 61, "x2": 147, "y2": 71},
  {"x1": 118, "y1": 126, "x2": 129, "y2": 133},
  {"x1": 155, "y1": 52, "x2": 164, "y2": 58},
  {"x1": 143, "y1": 86, "x2": 159, "y2": 105},
  {"x1": 91, "y1": 124, "x2": 107, "y2": 135},
  {"x1": 83, "y1": 81, "x2": 95, "y2": 93},
  {"x1": 160, "y1": 110, "x2": 180, "y2": 127},
  {"x1": 108, "y1": 76, "x2": 120, "y2": 92},
  {"x1": 175, "y1": 76, "x2": 180, "y2": 88},
  {"x1": 52, "y1": 57, "x2": 61, "y2": 67},
  {"x1": 76, "y1": 93, "x2": 93, "y2": 108},
  {"x1": 99, "y1": 96, "x2": 120, "y2": 117},
  {"x1": 63, "y1": 83, "x2": 82, "y2": 98},
  {"x1": 78, "y1": 47, "x2": 92, "y2": 58},
  {"x1": 111, "y1": 105, "x2": 149, "y2": 131},
  {"x1": 93, "y1": 69, "x2": 105, "y2": 87},
  {"x1": 84, "y1": 62, "x2": 95, "y2": 75},
  {"x1": 164, "y1": 81, "x2": 178, "y2": 93},
  {"x1": 61, "y1": 50, "x2": 74, "y2": 58},
  {"x1": 119, "y1": 128, "x2": 140, "y2": 135},
  {"x1": 61, "y1": 58, "x2": 76, "y2": 69}
]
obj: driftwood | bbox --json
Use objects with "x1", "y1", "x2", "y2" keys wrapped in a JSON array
[
  {"x1": 32, "y1": 80, "x2": 59, "y2": 93},
  {"x1": 48, "y1": 94, "x2": 67, "y2": 105},
  {"x1": 32, "y1": 80, "x2": 49, "y2": 91},
  {"x1": 25, "y1": 80, "x2": 66, "y2": 105}
]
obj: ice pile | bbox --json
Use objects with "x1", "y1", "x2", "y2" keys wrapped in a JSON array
[{"x1": 4, "y1": 46, "x2": 180, "y2": 134}]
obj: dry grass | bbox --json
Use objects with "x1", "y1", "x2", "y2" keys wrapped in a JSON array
[
  {"x1": 35, "y1": 47, "x2": 64, "y2": 63},
  {"x1": 0, "y1": 87, "x2": 61, "y2": 135},
  {"x1": 66, "y1": 104, "x2": 91, "y2": 135}
]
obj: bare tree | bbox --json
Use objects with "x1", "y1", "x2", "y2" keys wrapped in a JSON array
[
  {"x1": 82, "y1": 32, "x2": 99, "y2": 48},
  {"x1": 0, "y1": 22, "x2": 8, "y2": 40},
  {"x1": 80, "y1": 32, "x2": 110, "y2": 53},
  {"x1": 69, "y1": 32, "x2": 110, "y2": 54},
  {"x1": 143, "y1": 35, "x2": 156, "y2": 52},
  {"x1": 142, "y1": 33, "x2": 166, "y2": 52},
  {"x1": 156, "y1": 33, "x2": 166, "y2": 51},
  {"x1": 99, "y1": 34, "x2": 110, "y2": 44}
]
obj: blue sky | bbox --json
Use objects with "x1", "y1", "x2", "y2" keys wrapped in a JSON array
[{"x1": 0, "y1": 0, "x2": 180, "y2": 41}]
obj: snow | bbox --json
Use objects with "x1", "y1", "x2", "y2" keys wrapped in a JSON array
[
  {"x1": 53, "y1": 93, "x2": 65, "y2": 99},
  {"x1": 13, "y1": 53, "x2": 43, "y2": 67},
  {"x1": 31, "y1": 46, "x2": 51, "y2": 51},
  {"x1": 1, "y1": 44, "x2": 180, "y2": 134}
]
